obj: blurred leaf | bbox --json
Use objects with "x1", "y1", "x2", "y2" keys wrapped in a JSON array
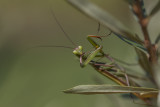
[
  {"x1": 135, "y1": 48, "x2": 152, "y2": 74},
  {"x1": 115, "y1": 33, "x2": 147, "y2": 53},
  {"x1": 158, "y1": 96, "x2": 160, "y2": 107},
  {"x1": 155, "y1": 34, "x2": 160, "y2": 44},
  {"x1": 66, "y1": 0, "x2": 142, "y2": 43},
  {"x1": 140, "y1": 0, "x2": 147, "y2": 18},
  {"x1": 149, "y1": 0, "x2": 160, "y2": 17},
  {"x1": 64, "y1": 84, "x2": 158, "y2": 95},
  {"x1": 140, "y1": 92, "x2": 158, "y2": 98},
  {"x1": 153, "y1": 65, "x2": 160, "y2": 106}
]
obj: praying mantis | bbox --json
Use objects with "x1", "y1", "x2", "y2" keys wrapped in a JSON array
[
  {"x1": 50, "y1": 9, "x2": 143, "y2": 87},
  {"x1": 37, "y1": 8, "x2": 152, "y2": 105},
  {"x1": 50, "y1": 9, "x2": 129, "y2": 85}
]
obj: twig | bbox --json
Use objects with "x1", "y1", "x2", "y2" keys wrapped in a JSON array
[{"x1": 133, "y1": 0, "x2": 158, "y2": 65}]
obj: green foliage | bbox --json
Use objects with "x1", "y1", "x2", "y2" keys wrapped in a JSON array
[
  {"x1": 149, "y1": 0, "x2": 160, "y2": 17},
  {"x1": 64, "y1": 85, "x2": 158, "y2": 95}
]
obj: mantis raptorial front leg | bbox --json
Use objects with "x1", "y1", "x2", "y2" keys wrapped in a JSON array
[
  {"x1": 73, "y1": 35, "x2": 109, "y2": 68},
  {"x1": 80, "y1": 46, "x2": 103, "y2": 67}
]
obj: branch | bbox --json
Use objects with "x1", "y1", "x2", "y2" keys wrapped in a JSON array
[{"x1": 132, "y1": 0, "x2": 158, "y2": 65}]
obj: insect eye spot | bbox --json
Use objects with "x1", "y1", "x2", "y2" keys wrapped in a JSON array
[
  {"x1": 78, "y1": 46, "x2": 83, "y2": 50},
  {"x1": 73, "y1": 50, "x2": 78, "y2": 54}
]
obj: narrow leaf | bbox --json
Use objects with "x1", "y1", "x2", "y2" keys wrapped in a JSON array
[
  {"x1": 140, "y1": 0, "x2": 147, "y2": 18},
  {"x1": 153, "y1": 65, "x2": 160, "y2": 106},
  {"x1": 64, "y1": 85, "x2": 158, "y2": 95},
  {"x1": 149, "y1": 0, "x2": 160, "y2": 17},
  {"x1": 115, "y1": 33, "x2": 147, "y2": 53},
  {"x1": 66, "y1": 0, "x2": 142, "y2": 43},
  {"x1": 155, "y1": 34, "x2": 160, "y2": 44},
  {"x1": 140, "y1": 92, "x2": 158, "y2": 98},
  {"x1": 135, "y1": 48, "x2": 152, "y2": 74}
]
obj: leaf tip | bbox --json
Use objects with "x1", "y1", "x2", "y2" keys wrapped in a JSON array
[{"x1": 63, "y1": 88, "x2": 74, "y2": 94}]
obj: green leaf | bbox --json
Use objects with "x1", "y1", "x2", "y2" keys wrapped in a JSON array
[
  {"x1": 153, "y1": 65, "x2": 160, "y2": 106},
  {"x1": 154, "y1": 65, "x2": 160, "y2": 86},
  {"x1": 140, "y1": 92, "x2": 158, "y2": 98},
  {"x1": 135, "y1": 48, "x2": 151, "y2": 74},
  {"x1": 64, "y1": 84, "x2": 158, "y2": 95},
  {"x1": 115, "y1": 34, "x2": 147, "y2": 53},
  {"x1": 149, "y1": 0, "x2": 160, "y2": 17},
  {"x1": 155, "y1": 34, "x2": 160, "y2": 44},
  {"x1": 66, "y1": 0, "x2": 142, "y2": 43}
]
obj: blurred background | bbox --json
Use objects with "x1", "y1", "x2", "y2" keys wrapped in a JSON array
[{"x1": 0, "y1": 0, "x2": 159, "y2": 107}]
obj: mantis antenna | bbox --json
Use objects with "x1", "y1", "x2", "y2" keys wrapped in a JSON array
[{"x1": 50, "y1": 7, "x2": 77, "y2": 47}]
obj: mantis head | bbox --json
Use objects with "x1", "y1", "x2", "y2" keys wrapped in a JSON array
[{"x1": 73, "y1": 46, "x2": 83, "y2": 55}]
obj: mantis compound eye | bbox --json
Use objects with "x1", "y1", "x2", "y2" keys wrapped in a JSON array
[
  {"x1": 78, "y1": 46, "x2": 82, "y2": 50},
  {"x1": 73, "y1": 50, "x2": 78, "y2": 55}
]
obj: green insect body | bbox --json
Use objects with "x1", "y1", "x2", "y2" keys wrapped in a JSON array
[{"x1": 73, "y1": 44, "x2": 103, "y2": 68}]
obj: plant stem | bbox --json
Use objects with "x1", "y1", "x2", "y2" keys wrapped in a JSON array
[{"x1": 134, "y1": 0, "x2": 158, "y2": 65}]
